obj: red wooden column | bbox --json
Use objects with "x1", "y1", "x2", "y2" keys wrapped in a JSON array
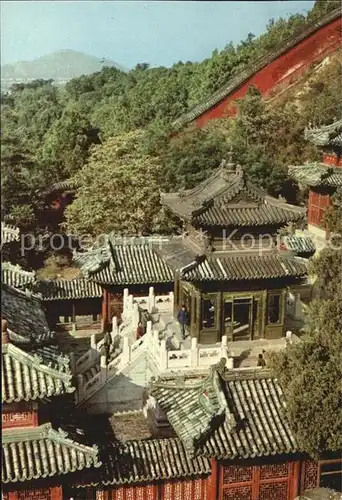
[
  {"x1": 210, "y1": 458, "x2": 219, "y2": 500},
  {"x1": 290, "y1": 461, "x2": 301, "y2": 499}
]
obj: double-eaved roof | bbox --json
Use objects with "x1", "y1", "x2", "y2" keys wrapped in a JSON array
[
  {"x1": 161, "y1": 162, "x2": 305, "y2": 228},
  {"x1": 1, "y1": 284, "x2": 54, "y2": 344},
  {"x1": 304, "y1": 119, "x2": 342, "y2": 149},
  {"x1": 2, "y1": 342, "x2": 74, "y2": 403},
  {"x1": 1, "y1": 222, "x2": 20, "y2": 244},
  {"x1": 74, "y1": 236, "x2": 173, "y2": 286},
  {"x1": 2, "y1": 423, "x2": 101, "y2": 484},
  {"x1": 150, "y1": 362, "x2": 299, "y2": 459}
]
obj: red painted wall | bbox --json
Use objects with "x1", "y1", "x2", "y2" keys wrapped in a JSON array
[
  {"x1": 323, "y1": 154, "x2": 342, "y2": 167},
  {"x1": 195, "y1": 16, "x2": 342, "y2": 128}
]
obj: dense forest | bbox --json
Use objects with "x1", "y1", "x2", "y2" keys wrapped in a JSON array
[{"x1": 1, "y1": 0, "x2": 340, "y2": 246}]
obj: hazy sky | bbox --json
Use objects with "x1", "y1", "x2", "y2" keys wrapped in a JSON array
[{"x1": 1, "y1": 1, "x2": 314, "y2": 68}]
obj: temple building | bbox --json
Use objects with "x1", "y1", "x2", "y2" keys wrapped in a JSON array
[
  {"x1": 158, "y1": 159, "x2": 308, "y2": 344},
  {"x1": 1, "y1": 284, "x2": 102, "y2": 500},
  {"x1": 289, "y1": 119, "x2": 342, "y2": 241}
]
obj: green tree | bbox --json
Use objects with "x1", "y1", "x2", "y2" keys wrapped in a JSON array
[{"x1": 64, "y1": 130, "x2": 175, "y2": 236}]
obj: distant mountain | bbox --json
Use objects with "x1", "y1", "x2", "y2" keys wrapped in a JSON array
[{"x1": 1, "y1": 50, "x2": 126, "y2": 91}]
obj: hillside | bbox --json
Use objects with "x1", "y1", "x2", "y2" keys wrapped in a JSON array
[{"x1": 1, "y1": 50, "x2": 126, "y2": 91}]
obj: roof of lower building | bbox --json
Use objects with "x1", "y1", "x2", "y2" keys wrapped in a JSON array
[
  {"x1": 1, "y1": 262, "x2": 36, "y2": 289},
  {"x1": 2, "y1": 342, "x2": 74, "y2": 403},
  {"x1": 73, "y1": 236, "x2": 174, "y2": 285},
  {"x1": 42, "y1": 178, "x2": 78, "y2": 196},
  {"x1": 304, "y1": 119, "x2": 342, "y2": 149},
  {"x1": 180, "y1": 251, "x2": 308, "y2": 282},
  {"x1": 34, "y1": 278, "x2": 103, "y2": 301},
  {"x1": 289, "y1": 163, "x2": 342, "y2": 187},
  {"x1": 150, "y1": 363, "x2": 299, "y2": 459},
  {"x1": 282, "y1": 235, "x2": 315, "y2": 255},
  {"x1": 171, "y1": 9, "x2": 342, "y2": 130},
  {"x1": 76, "y1": 436, "x2": 210, "y2": 487},
  {"x1": 161, "y1": 162, "x2": 305, "y2": 228},
  {"x1": 2, "y1": 422, "x2": 101, "y2": 484},
  {"x1": 1, "y1": 222, "x2": 20, "y2": 244},
  {"x1": 1, "y1": 283, "x2": 54, "y2": 344}
]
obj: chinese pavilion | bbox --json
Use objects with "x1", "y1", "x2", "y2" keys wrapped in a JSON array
[
  {"x1": 289, "y1": 119, "x2": 342, "y2": 240},
  {"x1": 159, "y1": 159, "x2": 308, "y2": 344},
  {"x1": 1, "y1": 283, "x2": 102, "y2": 500}
]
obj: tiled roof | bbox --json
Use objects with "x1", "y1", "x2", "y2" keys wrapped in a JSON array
[
  {"x1": 34, "y1": 278, "x2": 103, "y2": 301},
  {"x1": 42, "y1": 178, "x2": 78, "y2": 196},
  {"x1": 172, "y1": 9, "x2": 342, "y2": 129},
  {"x1": 74, "y1": 236, "x2": 173, "y2": 285},
  {"x1": 152, "y1": 237, "x2": 199, "y2": 272},
  {"x1": 1, "y1": 284, "x2": 54, "y2": 344},
  {"x1": 2, "y1": 342, "x2": 74, "y2": 403},
  {"x1": 1, "y1": 262, "x2": 36, "y2": 289},
  {"x1": 151, "y1": 365, "x2": 299, "y2": 459},
  {"x1": 76, "y1": 437, "x2": 210, "y2": 487},
  {"x1": 1, "y1": 222, "x2": 20, "y2": 244},
  {"x1": 162, "y1": 163, "x2": 305, "y2": 227},
  {"x1": 289, "y1": 163, "x2": 342, "y2": 187},
  {"x1": 2, "y1": 423, "x2": 101, "y2": 484},
  {"x1": 304, "y1": 119, "x2": 342, "y2": 148},
  {"x1": 181, "y1": 252, "x2": 308, "y2": 282},
  {"x1": 282, "y1": 235, "x2": 315, "y2": 255}
]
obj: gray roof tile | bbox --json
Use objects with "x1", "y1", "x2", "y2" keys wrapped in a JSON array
[
  {"x1": 74, "y1": 236, "x2": 173, "y2": 285},
  {"x1": 1, "y1": 222, "x2": 20, "y2": 244},
  {"x1": 151, "y1": 366, "x2": 299, "y2": 459},
  {"x1": 2, "y1": 423, "x2": 101, "y2": 483},
  {"x1": 304, "y1": 119, "x2": 342, "y2": 148},
  {"x1": 1, "y1": 262, "x2": 36, "y2": 289},
  {"x1": 76, "y1": 437, "x2": 210, "y2": 487},
  {"x1": 289, "y1": 163, "x2": 342, "y2": 187},
  {"x1": 181, "y1": 253, "x2": 308, "y2": 282},
  {"x1": 34, "y1": 278, "x2": 103, "y2": 301},
  {"x1": 1, "y1": 284, "x2": 54, "y2": 344},
  {"x1": 2, "y1": 342, "x2": 74, "y2": 403}
]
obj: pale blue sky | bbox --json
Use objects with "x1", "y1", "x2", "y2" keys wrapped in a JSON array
[{"x1": 1, "y1": 1, "x2": 315, "y2": 68}]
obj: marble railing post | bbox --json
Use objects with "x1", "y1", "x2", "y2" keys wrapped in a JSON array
[
  {"x1": 123, "y1": 288, "x2": 129, "y2": 312},
  {"x1": 122, "y1": 336, "x2": 130, "y2": 364},
  {"x1": 159, "y1": 339, "x2": 167, "y2": 370},
  {"x1": 220, "y1": 335, "x2": 229, "y2": 359},
  {"x1": 190, "y1": 337, "x2": 198, "y2": 368},
  {"x1": 100, "y1": 355, "x2": 107, "y2": 383},
  {"x1": 133, "y1": 302, "x2": 140, "y2": 329},
  {"x1": 148, "y1": 286, "x2": 155, "y2": 313},
  {"x1": 169, "y1": 291, "x2": 174, "y2": 311},
  {"x1": 111, "y1": 316, "x2": 118, "y2": 334}
]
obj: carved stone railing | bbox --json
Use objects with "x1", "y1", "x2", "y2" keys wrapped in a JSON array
[{"x1": 76, "y1": 321, "x2": 233, "y2": 405}]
